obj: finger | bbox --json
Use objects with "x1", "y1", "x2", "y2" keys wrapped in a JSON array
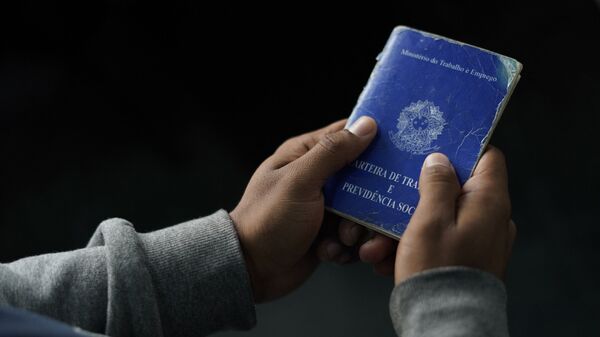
[
  {"x1": 266, "y1": 119, "x2": 348, "y2": 169},
  {"x1": 316, "y1": 238, "x2": 344, "y2": 262},
  {"x1": 359, "y1": 234, "x2": 397, "y2": 264},
  {"x1": 287, "y1": 116, "x2": 377, "y2": 190},
  {"x1": 338, "y1": 219, "x2": 365, "y2": 247},
  {"x1": 465, "y1": 146, "x2": 509, "y2": 192},
  {"x1": 472, "y1": 146, "x2": 508, "y2": 181},
  {"x1": 411, "y1": 153, "x2": 461, "y2": 228},
  {"x1": 373, "y1": 255, "x2": 395, "y2": 276},
  {"x1": 316, "y1": 238, "x2": 358, "y2": 264},
  {"x1": 459, "y1": 147, "x2": 511, "y2": 223}
]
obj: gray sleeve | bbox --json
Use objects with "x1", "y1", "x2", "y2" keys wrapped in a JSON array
[
  {"x1": 0, "y1": 209, "x2": 256, "y2": 337},
  {"x1": 389, "y1": 266, "x2": 509, "y2": 337}
]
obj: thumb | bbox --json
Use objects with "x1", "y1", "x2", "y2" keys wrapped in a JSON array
[
  {"x1": 411, "y1": 153, "x2": 461, "y2": 227},
  {"x1": 290, "y1": 116, "x2": 377, "y2": 189}
]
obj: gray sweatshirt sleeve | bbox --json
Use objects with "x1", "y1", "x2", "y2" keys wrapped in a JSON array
[
  {"x1": 0, "y1": 209, "x2": 256, "y2": 337},
  {"x1": 389, "y1": 266, "x2": 509, "y2": 337}
]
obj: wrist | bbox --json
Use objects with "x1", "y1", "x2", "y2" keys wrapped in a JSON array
[{"x1": 229, "y1": 209, "x2": 265, "y2": 303}]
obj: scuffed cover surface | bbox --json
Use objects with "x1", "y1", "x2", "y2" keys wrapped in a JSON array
[{"x1": 324, "y1": 26, "x2": 521, "y2": 238}]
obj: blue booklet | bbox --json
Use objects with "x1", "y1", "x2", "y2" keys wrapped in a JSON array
[{"x1": 324, "y1": 26, "x2": 522, "y2": 239}]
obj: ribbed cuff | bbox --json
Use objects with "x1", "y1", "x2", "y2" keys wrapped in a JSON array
[
  {"x1": 390, "y1": 266, "x2": 509, "y2": 337},
  {"x1": 140, "y1": 210, "x2": 256, "y2": 337}
]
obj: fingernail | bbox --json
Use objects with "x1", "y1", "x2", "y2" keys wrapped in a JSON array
[
  {"x1": 423, "y1": 153, "x2": 451, "y2": 168},
  {"x1": 327, "y1": 242, "x2": 342, "y2": 259},
  {"x1": 347, "y1": 116, "x2": 376, "y2": 137}
]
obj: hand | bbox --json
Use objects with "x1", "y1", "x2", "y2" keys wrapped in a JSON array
[
  {"x1": 394, "y1": 147, "x2": 516, "y2": 284},
  {"x1": 316, "y1": 220, "x2": 398, "y2": 276},
  {"x1": 230, "y1": 117, "x2": 377, "y2": 302}
]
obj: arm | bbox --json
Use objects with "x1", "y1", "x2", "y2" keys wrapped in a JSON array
[
  {"x1": 389, "y1": 267, "x2": 509, "y2": 337},
  {"x1": 226, "y1": 117, "x2": 514, "y2": 337},
  {"x1": 0, "y1": 117, "x2": 378, "y2": 335},
  {"x1": 0, "y1": 210, "x2": 256, "y2": 337},
  {"x1": 387, "y1": 149, "x2": 515, "y2": 337}
]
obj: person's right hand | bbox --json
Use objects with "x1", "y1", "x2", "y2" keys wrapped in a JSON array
[
  {"x1": 394, "y1": 147, "x2": 516, "y2": 284},
  {"x1": 318, "y1": 146, "x2": 516, "y2": 283}
]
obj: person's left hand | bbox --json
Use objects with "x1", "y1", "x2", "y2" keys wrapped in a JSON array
[{"x1": 230, "y1": 117, "x2": 377, "y2": 302}]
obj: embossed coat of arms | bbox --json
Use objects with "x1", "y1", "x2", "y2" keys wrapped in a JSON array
[{"x1": 388, "y1": 100, "x2": 446, "y2": 155}]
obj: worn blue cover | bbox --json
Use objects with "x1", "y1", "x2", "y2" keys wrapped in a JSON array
[{"x1": 324, "y1": 26, "x2": 522, "y2": 239}]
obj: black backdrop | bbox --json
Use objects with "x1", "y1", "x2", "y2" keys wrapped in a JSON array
[{"x1": 1, "y1": 1, "x2": 599, "y2": 336}]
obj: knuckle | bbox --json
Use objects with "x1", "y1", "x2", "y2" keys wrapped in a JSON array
[
  {"x1": 283, "y1": 136, "x2": 299, "y2": 146},
  {"x1": 278, "y1": 136, "x2": 301, "y2": 152},
  {"x1": 487, "y1": 146, "x2": 506, "y2": 163},
  {"x1": 317, "y1": 131, "x2": 344, "y2": 155},
  {"x1": 286, "y1": 132, "x2": 316, "y2": 148},
  {"x1": 483, "y1": 146, "x2": 508, "y2": 174},
  {"x1": 273, "y1": 140, "x2": 291, "y2": 156},
  {"x1": 421, "y1": 165, "x2": 457, "y2": 185},
  {"x1": 259, "y1": 155, "x2": 279, "y2": 170}
]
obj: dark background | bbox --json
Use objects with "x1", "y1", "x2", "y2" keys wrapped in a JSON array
[{"x1": 1, "y1": 1, "x2": 599, "y2": 336}]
